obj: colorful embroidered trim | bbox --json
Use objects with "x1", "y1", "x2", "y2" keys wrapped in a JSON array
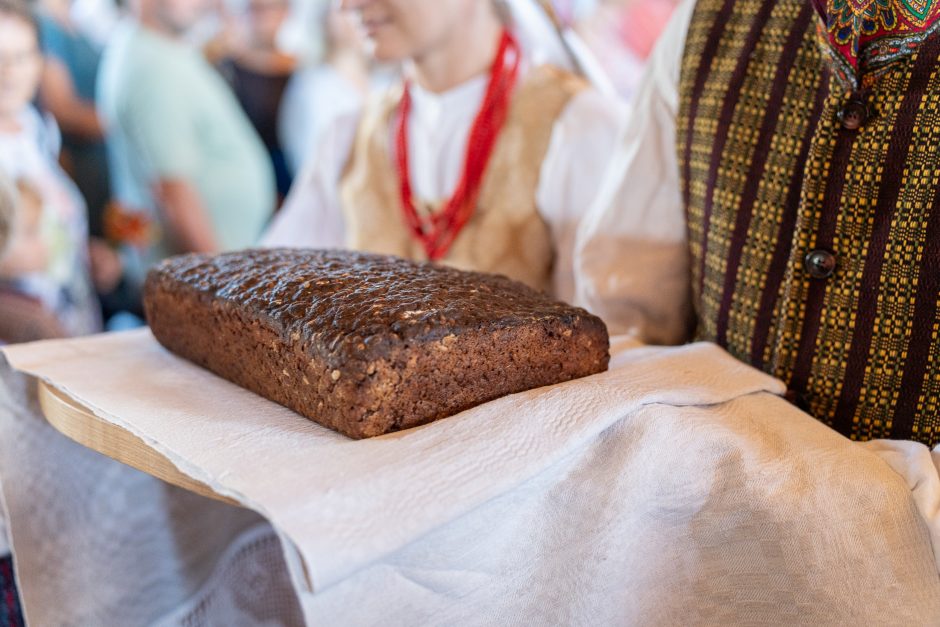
[{"x1": 812, "y1": 0, "x2": 940, "y2": 88}]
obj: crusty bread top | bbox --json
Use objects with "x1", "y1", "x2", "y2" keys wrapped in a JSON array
[{"x1": 146, "y1": 248, "x2": 608, "y2": 365}]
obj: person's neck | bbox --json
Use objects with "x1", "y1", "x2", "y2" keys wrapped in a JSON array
[
  {"x1": 407, "y1": 12, "x2": 502, "y2": 93},
  {"x1": 138, "y1": 13, "x2": 184, "y2": 40},
  {"x1": 329, "y1": 49, "x2": 369, "y2": 93},
  {"x1": 0, "y1": 115, "x2": 22, "y2": 134},
  {"x1": 42, "y1": 0, "x2": 73, "y2": 27}
]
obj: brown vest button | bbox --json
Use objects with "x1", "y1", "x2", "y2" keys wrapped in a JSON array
[
  {"x1": 804, "y1": 249, "x2": 837, "y2": 279},
  {"x1": 838, "y1": 100, "x2": 868, "y2": 130}
]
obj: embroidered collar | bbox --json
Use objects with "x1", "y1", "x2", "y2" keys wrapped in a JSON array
[{"x1": 812, "y1": 0, "x2": 940, "y2": 89}]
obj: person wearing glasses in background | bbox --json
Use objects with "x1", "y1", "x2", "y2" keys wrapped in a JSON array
[{"x1": 0, "y1": 0, "x2": 100, "y2": 339}]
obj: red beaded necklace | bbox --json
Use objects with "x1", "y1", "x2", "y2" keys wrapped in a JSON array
[{"x1": 395, "y1": 30, "x2": 521, "y2": 261}]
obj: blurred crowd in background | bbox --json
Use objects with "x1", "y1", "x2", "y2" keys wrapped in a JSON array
[{"x1": 0, "y1": 0, "x2": 678, "y2": 345}]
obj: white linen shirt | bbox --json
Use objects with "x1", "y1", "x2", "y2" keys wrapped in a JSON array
[{"x1": 574, "y1": 0, "x2": 697, "y2": 344}]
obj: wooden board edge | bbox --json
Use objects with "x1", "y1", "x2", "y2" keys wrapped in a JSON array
[{"x1": 37, "y1": 380, "x2": 241, "y2": 507}]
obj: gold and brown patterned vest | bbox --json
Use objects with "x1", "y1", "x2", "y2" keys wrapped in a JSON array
[
  {"x1": 339, "y1": 65, "x2": 587, "y2": 295},
  {"x1": 678, "y1": 0, "x2": 940, "y2": 446}
]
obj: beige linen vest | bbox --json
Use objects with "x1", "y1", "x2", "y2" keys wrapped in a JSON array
[{"x1": 339, "y1": 65, "x2": 587, "y2": 294}]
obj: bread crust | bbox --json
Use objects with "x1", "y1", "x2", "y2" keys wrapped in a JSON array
[{"x1": 144, "y1": 249, "x2": 610, "y2": 439}]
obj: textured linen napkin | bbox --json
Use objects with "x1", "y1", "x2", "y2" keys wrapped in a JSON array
[
  {"x1": 3, "y1": 329, "x2": 783, "y2": 591},
  {"x1": 6, "y1": 330, "x2": 940, "y2": 625}
]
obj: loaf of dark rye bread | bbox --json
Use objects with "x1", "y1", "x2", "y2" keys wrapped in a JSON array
[{"x1": 144, "y1": 249, "x2": 609, "y2": 439}]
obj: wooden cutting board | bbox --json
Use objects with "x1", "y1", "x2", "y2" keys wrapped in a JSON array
[{"x1": 38, "y1": 381, "x2": 239, "y2": 506}]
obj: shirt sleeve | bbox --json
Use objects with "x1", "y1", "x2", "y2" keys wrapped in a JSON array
[
  {"x1": 118, "y1": 71, "x2": 203, "y2": 182},
  {"x1": 37, "y1": 16, "x2": 68, "y2": 64},
  {"x1": 260, "y1": 110, "x2": 360, "y2": 249},
  {"x1": 537, "y1": 87, "x2": 629, "y2": 304},
  {"x1": 572, "y1": 0, "x2": 697, "y2": 344}
]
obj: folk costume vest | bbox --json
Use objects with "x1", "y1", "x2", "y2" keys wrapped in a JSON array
[
  {"x1": 339, "y1": 65, "x2": 587, "y2": 295},
  {"x1": 678, "y1": 0, "x2": 940, "y2": 446}
]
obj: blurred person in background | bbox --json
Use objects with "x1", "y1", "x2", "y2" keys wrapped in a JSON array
[
  {"x1": 277, "y1": 1, "x2": 371, "y2": 178},
  {"x1": 34, "y1": 0, "x2": 110, "y2": 238},
  {"x1": 0, "y1": 2, "x2": 103, "y2": 615},
  {"x1": 575, "y1": 0, "x2": 677, "y2": 99},
  {"x1": 69, "y1": 0, "x2": 122, "y2": 46},
  {"x1": 0, "y1": 175, "x2": 68, "y2": 344},
  {"x1": 34, "y1": 0, "x2": 139, "y2": 326},
  {"x1": 207, "y1": 0, "x2": 296, "y2": 198},
  {"x1": 97, "y1": 0, "x2": 275, "y2": 291},
  {"x1": 0, "y1": 0, "x2": 101, "y2": 340},
  {"x1": 263, "y1": 0, "x2": 626, "y2": 303}
]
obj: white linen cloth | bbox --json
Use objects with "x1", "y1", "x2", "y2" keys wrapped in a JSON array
[
  {"x1": 0, "y1": 358, "x2": 304, "y2": 626},
  {"x1": 4, "y1": 330, "x2": 940, "y2": 624},
  {"x1": 262, "y1": 70, "x2": 627, "y2": 304}
]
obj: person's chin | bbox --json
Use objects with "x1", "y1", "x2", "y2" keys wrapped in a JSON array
[
  {"x1": 367, "y1": 39, "x2": 407, "y2": 63},
  {"x1": 0, "y1": 101, "x2": 23, "y2": 120},
  {"x1": 164, "y1": 14, "x2": 201, "y2": 36},
  {"x1": 361, "y1": 22, "x2": 409, "y2": 61}
]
